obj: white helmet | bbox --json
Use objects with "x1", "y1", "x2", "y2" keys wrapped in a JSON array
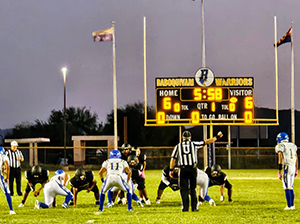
[{"x1": 11, "y1": 140, "x2": 18, "y2": 146}]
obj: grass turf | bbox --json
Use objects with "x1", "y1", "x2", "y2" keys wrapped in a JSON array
[{"x1": 0, "y1": 169, "x2": 299, "y2": 224}]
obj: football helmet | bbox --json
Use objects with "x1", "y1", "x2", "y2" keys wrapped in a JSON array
[
  {"x1": 276, "y1": 132, "x2": 289, "y2": 143},
  {"x1": 0, "y1": 147, "x2": 5, "y2": 155},
  {"x1": 182, "y1": 130, "x2": 192, "y2": 141},
  {"x1": 121, "y1": 143, "x2": 131, "y2": 150},
  {"x1": 211, "y1": 164, "x2": 221, "y2": 176},
  {"x1": 127, "y1": 154, "x2": 138, "y2": 165},
  {"x1": 75, "y1": 168, "x2": 86, "y2": 180},
  {"x1": 110, "y1": 150, "x2": 121, "y2": 159},
  {"x1": 55, "y1": 170, "x2": 65, "y2": 176},
  {"x1": 31, "y1": 165, "x2": 42, "y2": 176}
]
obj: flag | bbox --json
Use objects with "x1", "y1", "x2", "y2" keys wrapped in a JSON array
[
  {"x1": 92, "y1": 27, "x2": 114, "y2": 42},
  {"x1": 275, "y1": 27, "x2": 292, "y2": 47}
]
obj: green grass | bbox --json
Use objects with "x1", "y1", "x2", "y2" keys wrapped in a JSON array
[{"x1": 0, "y1": 169, "x2": 300, "y2": 223}]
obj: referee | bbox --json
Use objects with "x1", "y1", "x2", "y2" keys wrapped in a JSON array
[
  {"x1": 169, "y1": 130, "x2": 223, "y2": 212},
  {"x1": 6, "y1": 140, "x2": 24, "y2": 196}
]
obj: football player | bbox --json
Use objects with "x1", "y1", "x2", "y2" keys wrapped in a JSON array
[
  {"x1": 132, "y1": 146, "x2": 150, "y2": 205},
  {"x1": 275, "y1": 132, "x2": 298, "y2": 210},
  {"x1": 69, "y1": 168, "x2": 99, "y2": 206},
  {"x1": 19, "y1": 165, "x2": 49, "y2": 207},
  {"x1": 0, "y1": 147, "x2": 16, "y2": 214},
  {"x1": 98, "y1": 150, "x2": 133, "y2": 212},
  {"x1": 155, "y1": 166, "x2": 179, "y2": 204},
  {"x1": 34, "y1": 169, "x2": 73, "y2": 209},
  {"x1": 196, "y1": 168, "x2": 216, "y2": 207},
  {"x1": 205, "y1": 164, "x2": 233, "y2": 203}
]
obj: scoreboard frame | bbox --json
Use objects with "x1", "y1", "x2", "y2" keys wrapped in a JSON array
[{"x1": 144, "y1": 68, "x2": 279, "y2": 127}]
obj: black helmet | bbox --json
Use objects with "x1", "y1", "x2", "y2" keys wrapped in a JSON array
[
  {"x1": 127, "y1": 154, "x2": 138, "y2": 165},
  {"x1": 31, "y1": 165, "x2": 42, "y2": 176},
  {"x1": 121, "y1": 143, "x2": 131, "y2": 150},
  {"x1": 182, "y1": 131, "x2": 191, "y2": 141},
  {"x1": 211, "y1": 164, "x2": 221, "y2": 176},
  {"x1": 75, "y1": 168, "x2": 86, "y2": 180}
]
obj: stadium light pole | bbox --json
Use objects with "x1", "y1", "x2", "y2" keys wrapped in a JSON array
[{"x1": 62, "y1": 67, "x2": 67, "y2": 165}]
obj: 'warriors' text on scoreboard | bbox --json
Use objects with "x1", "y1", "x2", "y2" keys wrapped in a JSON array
[{"x1": 155, "y1": 68, "x2": 254, "y2": 125}]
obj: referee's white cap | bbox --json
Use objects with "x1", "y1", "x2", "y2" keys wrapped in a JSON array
[{"x1": 11, "y1": 140, "x2": 18, "y2": 146}]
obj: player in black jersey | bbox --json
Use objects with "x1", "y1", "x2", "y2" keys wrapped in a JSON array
[
  {"x1": 19, "y1": 165, "x2": 49, "y2": 207},
  {"x1": 205, "y1": 164, "x2": 233, "y2": 202},
  {"x1": 155, "y1": 166, "x2": 179, "y2": 203}
]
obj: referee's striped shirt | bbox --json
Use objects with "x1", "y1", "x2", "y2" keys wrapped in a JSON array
[
  {"x1": 171, "y1": 140, "x2": 205, "y2": 167},
  {"x1": 6, "y1": 150, "x2": 24, "y2": 168}
]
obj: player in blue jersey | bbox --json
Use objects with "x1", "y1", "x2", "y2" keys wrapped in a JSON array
[
  {"x1": 34, "y1": 170, "x2": 73, "y2": 209},
  {"x1": 0, "y1": 147, "x2": 16, "y2": 215},
  {"x1": 275, "y1": 132, "x2": 298, "y2": 210},
  {"x1": 98, "y1": 150, "x2": 133, "y2": 212}
]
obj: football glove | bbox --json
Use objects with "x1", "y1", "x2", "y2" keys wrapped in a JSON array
[
  {"x1": 295, "y1": 170, "x2": 298, "y2": 178},
  {"x1": 220, "y1": 196, "x2": 224, "y2": 202}
]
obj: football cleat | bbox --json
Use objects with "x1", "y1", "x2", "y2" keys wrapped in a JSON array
[
  {"x1": 155, "y1": 199, "x2": 161, "y2": 204},
  {"x1": 106, "y1": 202, "x2": 113, "y2": 208},
  {"x1": 145, "y1": 199, "x2": 151, "y2": 205},
  {"x1": 9, "y1": 210, "x2": 16, "y2": 215},
  {"x1": 18, "y1": 203, "x2": 24, "y2": 208},
  {"x1": 34, "y1": 200, "x2": 40, "y2": 209},
  {"x1": 128, "y1": 208, "x2": 133, "y2": 211},
  {"x1": 69, "y1": 201, "x2": 74, "y2": 206},
  {"x1": 137, "y1": 200, "x2": 144, "y2": 207},
  {"x1": 95, "y1": 200, "x2": 100, "y2": 205},
  {"x1": 290, "y1": 205, "x2": 296, "y2": 210},
  {"x1": 62, "y1": 203, "x2": 69, "y2": 209},
  {"x1": 209, "y1": 199, "x2": 216, "y2": 207},
  {"x1": 284, "y1": 206, "x2": 291, "y2": 210}
]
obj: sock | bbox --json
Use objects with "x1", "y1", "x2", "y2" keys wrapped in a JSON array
[
  {"x1": 204, "y1": 195, "x2": 211, "y2": 202},
  {"x1": 5, "y1": 193, "x2": 13, "y2": 211},
  {"x1": 107, "y1": 189, "x2": 113, "y2": 204},
  {"x1": 290, "y1": 189, "x2": 295, "y2": 206},
  {"x1": 285, "y1": 189, "x2": 291, "y2": 207},
  {"x1": 99, "y1": 193, "x2": 105, "y2": 211},
  {"x1": 64, "y1": 192, "x2": 73, "y2": 205},
  {"x1": 127, "y1": 193, "x2": 132, "y2": 210},
  {"x1": 132, "y1": 193, "x2": 139, "y2": 202},
  {"x1": 39, "y1": 202, "x2": 49, "y2": 208}
]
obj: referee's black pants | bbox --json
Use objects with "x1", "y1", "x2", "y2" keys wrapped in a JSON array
[
  {"x1": 9, "y1": 167, "x2": 22, "y2": 196},
  {"x1": 179, "y1": 166, "x2": 197, "y2": 212}
]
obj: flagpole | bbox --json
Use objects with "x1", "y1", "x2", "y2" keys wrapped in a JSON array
[
  {"x1": 274, "y1": 16, "x2": 279, "y2": 126},
  {"x1": 112, "y1": 21, "x2": 118, "y2": 149},
  {"x1": 291, "y1": 21, "x2": 295, "y2": 143},
  {"x1": 143, "y1": 16, "x2": 148, "y2": 126},
  {"x1": 201, "y1": 0, "x2": 208, "y2": 168}
]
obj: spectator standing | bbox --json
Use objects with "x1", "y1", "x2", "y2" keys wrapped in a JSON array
[{"x1": 6, "y1": 140, "x2": 24, "y2": 196}]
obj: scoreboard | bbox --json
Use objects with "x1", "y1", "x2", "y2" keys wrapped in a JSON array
[{"x1": 155, "y1": 68, "x2": 254, "y2": 125}]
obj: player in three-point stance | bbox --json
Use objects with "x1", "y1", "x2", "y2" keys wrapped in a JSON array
[
  {"x1": 275, "y1": 132, "x2": 298, "y2": 210},
  {"x1": 34, "y1": 169, "x2": 73, "y2": 209},
  {"x1": 0, "y1": 147, "x2": 16, "y2": 215},
  {"x1": 98, "y1": 149, "x2": 133, "y2": 212}
]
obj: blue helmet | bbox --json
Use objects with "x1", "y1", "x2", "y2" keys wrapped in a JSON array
[
  {"x1": 0, "y1": 147, "x2": 5, "y2": 155},
  {"x1": 55, "y1": 170, "x2": 65, "y2": 176},
  {"x1": 276, "y1": 132, "x2": 289, "y2": 143},
  {"x1": 110, "y1": 150, "x2": 121, "y2": 159}
]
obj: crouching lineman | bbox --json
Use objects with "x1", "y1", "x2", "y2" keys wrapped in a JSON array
[
  {"x1": 98, "y1": 150, "x2": 133, "y2": 212},
  {"x1": 155, "y1": 166, "x2": 180, "y2": 204},
  {"x1": 0, "y1": 147, "x2": 16, "y2": 215},
  {"x1": 205, "y1": 164, "x2": 233, "y2": 202},
  {"x1": 19, "y1": 165, "x2": 49, "y2": 207},
  {"x1": 275, "y1": 132, "x2": 298, "y2": 210},
  {"x1": 34, "y1": 169, "x2": 73, "y2": 209},
  {"x1": 197, "y1": 168, "x2": 216, "y2": 207},
  {"x1": 69, "y1": 168, "x2": 99, "y2": 206}
]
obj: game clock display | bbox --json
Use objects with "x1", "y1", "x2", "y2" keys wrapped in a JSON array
[{"x1": 155, "y1": 69, "x2": 254, "y2": 125}]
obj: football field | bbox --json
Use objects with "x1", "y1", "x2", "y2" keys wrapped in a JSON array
[{"x1": 0, "y1": 169, "x2": 299, "y2": 224}]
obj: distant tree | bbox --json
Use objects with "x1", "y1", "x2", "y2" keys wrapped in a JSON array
[
  {"x1": 7, "y1": 107, "x2": 103, "y2": 146},
  {"x1": 102, "y1": 101, "x2": 179, "y2": 146}
]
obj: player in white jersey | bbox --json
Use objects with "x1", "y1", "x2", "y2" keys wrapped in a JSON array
[
  {"x1": 196, "y1": 168, "x2": 215, "y2": 208},
  {"x1": 98, "y1": 150, "x2": 133, "y2": 211},
  {"x1": 34, "y1": 169, "x2": 73, "y2": 209},
  {"x1": 0, "y1": 147, "x2": 16, "y2": 215},
  {"x1": 275, "y1": 132, "x2": 298, "y2": 210}
]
